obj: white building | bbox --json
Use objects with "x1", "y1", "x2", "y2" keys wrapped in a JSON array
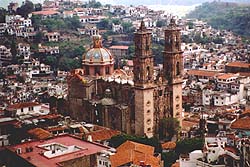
[
  {"x1": 17, "y1": 43, "x2": 31, "y2": 61},
  {"x1": 45, "y1": 32, "x2": 60, "y2": 42},
  {"x1": 6, "y1": 102, "x2": 50, "y2": 118}
]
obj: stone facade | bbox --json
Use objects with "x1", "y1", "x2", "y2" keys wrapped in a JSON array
[{"x1": 68, "y1": 20, "x2": 183, "y2": 137}]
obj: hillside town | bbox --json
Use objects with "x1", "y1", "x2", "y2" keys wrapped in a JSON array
[{"x1": 0, "y1": 0, "x2": 250, "y2": 167}]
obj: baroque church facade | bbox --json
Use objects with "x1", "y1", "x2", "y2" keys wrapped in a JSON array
[{"x1": 67, "y1": 19, "x2": 183, "y2": 137}]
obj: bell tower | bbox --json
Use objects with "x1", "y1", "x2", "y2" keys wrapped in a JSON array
[
  {"x1": 133, "y1": 21, "x2": 154, "y2": 137},
  {"x1": 163, "y1": 18, "x2": 183, "y2": 122}
]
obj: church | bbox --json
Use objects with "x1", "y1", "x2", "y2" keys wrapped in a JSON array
[{"x1": 67, "y1": 19, "x2": 183, "y2": 138}]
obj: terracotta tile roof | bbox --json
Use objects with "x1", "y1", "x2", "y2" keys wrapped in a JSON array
[
  {"x1": 27, "y1": 128, "x2": 53, "y2": 140},
  {"x1": 32, "y1": 10, "x2": 59, "y2": 15},
  {"x1": 109, "y1": 45, "x2": 129, "y2": 50},
  {"x1": 226, "y1": 62, "x2": 250, "y2": 68},
  {"x1": 85, "y1": 128, "x2": 121, "y2": 141},
  {"x1": 36, "y1": 114, "x2": 62, "y2": 120},
  {"x1": 182, "y1": 120, "x2": 199, "y2": 131},
  {"x1": 7, "y1": 134, "x2": 109, "y2": 167},
  {"x1": 231, "y1": 117, "x2": 250, "y2": 130},
  {"x1": 161, "y1": 142, "x2": 176, "y2": 150},
  {"x1": 171, "y1": 162, "x2": 180, "y2": 167},
  {"x1": 217, "y1": 73, "x2": 236, "y2": 80},
  {"x1": 187, "y1": 69, "x2": 218, "y2": 77},
  {"x1": 7, "y1": 102, "x2": 40, "y2": 110},
  {"x1": 110, "y1": 140, "x2": 161, "y2": 167}
]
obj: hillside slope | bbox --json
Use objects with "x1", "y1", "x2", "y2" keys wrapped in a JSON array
[{"x1": 186, "y1": 2, "x2": 250, "y2": 37}]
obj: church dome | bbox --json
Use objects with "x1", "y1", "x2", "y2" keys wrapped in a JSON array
[{"x1": 82, "y1": 35, "x2": 114, "y2": 65}]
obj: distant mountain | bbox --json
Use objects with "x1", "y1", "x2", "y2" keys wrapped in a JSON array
[{"x1": 186, "y1": 1, "x2": 250, "y2": 37}]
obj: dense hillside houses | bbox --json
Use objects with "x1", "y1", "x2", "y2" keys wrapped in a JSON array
[{"x1": 0, "y1": 0, "x2": 250, "y2": 167}]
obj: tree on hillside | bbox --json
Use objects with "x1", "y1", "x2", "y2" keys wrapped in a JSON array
[
  {"x1": 122, "y1": 22, "x2": 133, "y2": 33},
  {"x1": 16, "y1": 0, "x2": 34, "y2": 18},
  {"x1": 97, "y1": 19, "x2": 110, "y2": 29},
  {"x1": 159, "y1": 117, "x2": 180, "y2": 140},
  {"x1": 34, "y1": 3, "x2": 42, "y2": 11},
  {"x1": 0, "y1": 8, "x2": 6, "y2": 23},
  {"x1": 175, "y1": 138, "x2": 204, "y2": 155},
  {"x1": 88, "y1": 0, "x2": 102, "y2": 8},
  {"x1": 156, "y1": 20, "x2": 166, "y2": 27}
]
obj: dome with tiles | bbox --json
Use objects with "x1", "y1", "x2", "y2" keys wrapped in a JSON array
[{"x1": 82, "y1": 35, "x2": 114, "y2": 65}]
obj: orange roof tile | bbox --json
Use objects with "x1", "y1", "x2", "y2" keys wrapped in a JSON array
[
  {"x1": 110, "y1": 141, "x2": 161, "y2": 167},
  {"x1": 32, "y1": 10, "x2": 59, "y2": 15},
  {"x1": 217, "y1": 73, "x2": 236, "y2": 80},
  {"x1": 7, "y1": 102, "x2": 40, "y2": 110},
  {"x1": 161, "y1": 141, "x2": 176, "y2": 150},
  {"x1": 27, "y1": 128, "x2": 53, "y2": 140},
  {"x1": 187, "y1": 70, "x2": 218, "y2": 77},
  {"x1": 226, "y1": 62, "x2": 250, "y2": 68},
  {"x1": 109, "y1": 45, "x2": 129, "y2": 50},
  {"x1": 231, "y1": 117, "x2": 250, "y2": 130},
  {"x1": 86, "y1": 128, "x2": 121, "y2": 141}
]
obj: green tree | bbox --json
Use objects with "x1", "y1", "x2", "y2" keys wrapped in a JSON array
[
  {"x1": 187, "y1": 21, "x2": 194, "y2": 29},
  {"x1": 175, "y1": 138, "x2": 204, "y2": 155},
  {"x1": 162, "y1": 151, "x2": 178, "y2": 167},
  {"x1": 0, "y1": 8, "x2": 6, "y2": 23},
  {"x1": 31, "y1": 15, "x2": 42, "y2": 30},
  {"x1": 97, "y1": 19, "x2": 110, "y2": 29},
  {"x1": 45, "y1": 56, "x2": 57, "y2": 68},
  {"x1": 34, "y1": 32, "x2": 43, "y2": 43},
  {"x1": 156, "y1": 20, "x2": 166, "y2": 27},
  {"x1": 65, "y1": 16, "x2": 81, "y2": 30},
  {"x1": 88, "y1": 0, "x2": 102, "y2": 8},
  {"x1": 159, "y1": 118, "x2": 180, "y2": 140},
  {"x1": 122, "y1": 22, "x2": 133, "y2": 33},
  {"x1": 34, "y1": 3, "x2": 42, "y2": 11},
  {"x1": 16, "y1": 0, "x2": 34, "y2": 18},
  {"x1": 112, "y1": 18, "x2": 121, "y2": 25}
]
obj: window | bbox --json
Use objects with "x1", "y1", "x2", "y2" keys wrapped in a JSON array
[
  {"x1": 21, "y1": 108, "x2": 24, "y2": 113},
  {"x1": 146, "y1": 66, "x2": 150, "y2": 80},
  {"x1": 105, "y1": 66, "x2": 110, "y2": 75},
  {"x1": 99, "y1": 161, "x2": 102, "y2": 165},
  {"x1": 147, "y1": 110, "x2": 150, "y2": 114},
  {"x1": 159, "y1": 90, "x2": 163, "y2": 96},
  {"x1": 147, "y1": 128, "x2": 151, "y2": 132},
  {"x1": 176, "y1": 62, "x2": 180, "y2": 76},
  {"x1": 147, "y1": 119, "x2": 151, "y2": 125}
]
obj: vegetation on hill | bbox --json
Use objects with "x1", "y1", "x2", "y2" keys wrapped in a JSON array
[{"x1": 186, "y1": 1, "x2": 250, "y2": 37}]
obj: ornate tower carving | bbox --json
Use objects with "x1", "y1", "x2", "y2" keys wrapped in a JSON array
[
  {"x1": 163, "y1": 18, "x2": 183, "y2": 122},
  {"x1": 133, "y1": 21, "x2": 155, "y2": 137}
]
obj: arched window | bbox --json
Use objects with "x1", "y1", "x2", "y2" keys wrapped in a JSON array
[
  {"x1": 176, "y1": 62, "x2": 180, "y2": 76},
  {"x1": 146, "y1": 66, "x2": 150, "y2": 80}
]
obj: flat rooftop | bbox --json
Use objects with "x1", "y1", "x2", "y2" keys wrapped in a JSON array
[{"x1": 8, "y1": 134, "x2": 109, "y2": 167}]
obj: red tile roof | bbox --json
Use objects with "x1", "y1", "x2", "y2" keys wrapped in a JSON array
[
  {"x1": 217, "y1": 73, "x2": 236, "y2": 80},
  {"x1": 110, "y1": 140, "x2": 161, "y2": 167},
  {"x1": 7, "y1": 134, "x2": 109, "y2": 167},
  {"x1": 161, "y1": 142, "x2": 176, "y2": 150},
  {"x1": 231, "y1": 117, "x2": 250, "y2": 130},
  {"x1": 32, "y1": 10, "x2": 59, "y2": 15},
  {"x1": 27, "y1": 128, "x2": 53, "y2": 140},
  {"x1": 7, "y1": 102, "x2": 40, "y2": 110},
  {"x1": 187, "y1": 69, "x2": 218, "y2": 77},
  {"x1": 109, "y1": 45, "x2": 129, "y2": 50},
  {"x1": 226, "y1": 62, "x2": 250, "y2": 68},
  {"x1": 85, "y1": 128, "x2": 121, "y2": 141}
]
